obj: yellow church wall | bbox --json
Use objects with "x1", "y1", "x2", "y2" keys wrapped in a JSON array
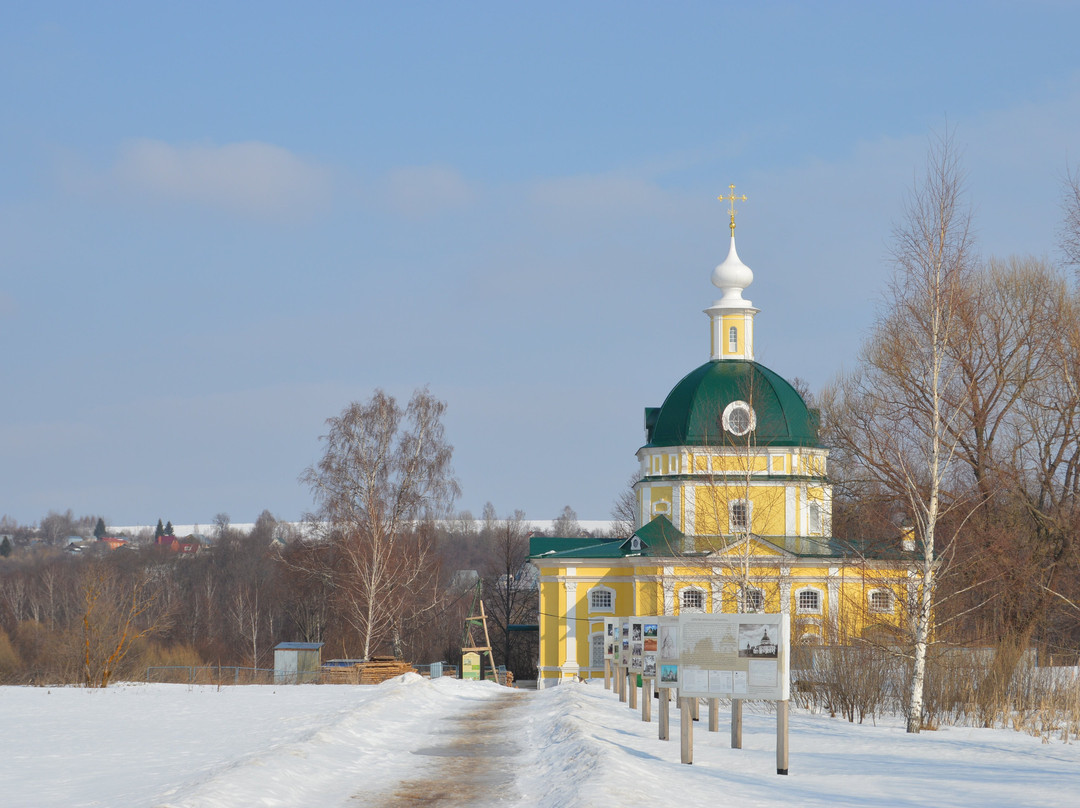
[
  {"x1": 692, "y1": 484, "x2": 787, "y2": 535},
  {"x1": 706, "y1": 454, "x2": 770, "y2": 474},
  {"x1": 537, "y1": 577, "x2": 564, "y2": 670},
  {"x1": 720, "y1": 313, "x2": 745, "y2": 355},
  {"x1": 647, "y1": 484, "x2": 673, "y2": 520}
]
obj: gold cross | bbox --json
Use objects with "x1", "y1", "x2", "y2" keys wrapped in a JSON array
[{"x1": 717, "y1": 184, "x2": 747, "y2": 235}]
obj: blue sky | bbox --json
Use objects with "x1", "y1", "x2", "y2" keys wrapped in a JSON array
[{"x1": 3, "y1": 1, "x2": 1079, "y2": 527}]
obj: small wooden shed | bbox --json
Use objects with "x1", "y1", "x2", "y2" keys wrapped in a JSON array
[{"x1": 274, "y1": 642, "x2": 324, "y2": 684}]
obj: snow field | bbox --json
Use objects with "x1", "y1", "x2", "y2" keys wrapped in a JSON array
[{"x1": 2, "y1": 676, "x2": 1079, "y2": 807}]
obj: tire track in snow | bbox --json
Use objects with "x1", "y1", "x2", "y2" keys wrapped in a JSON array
[{"x1": 359, "y1": 689, "x2": 526, "y2": 807}]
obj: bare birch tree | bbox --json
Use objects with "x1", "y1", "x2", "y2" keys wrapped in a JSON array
[
  {"x1": 829, "y1": 131, "x2": 975, "y2": 732},
  {"x1": 302, "y1": 388, "x2": 458, "y2": 660}
]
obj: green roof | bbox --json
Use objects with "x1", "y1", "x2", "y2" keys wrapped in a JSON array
[
  {"x1": 530, "y1": 517, "x2": 915, "y2": 562},
  {"x1": 645, "y1": 360, "x2": 820, "y2": 448}
]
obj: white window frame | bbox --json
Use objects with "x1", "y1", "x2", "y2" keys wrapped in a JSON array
[
  {"x1": 588, "y1": 586, "x2": 615, "y2": 613},
  {"x1": 680, "y1": 587, "x2": 706, "y2": 612},
  {"x1": 740, "y1": 587, "x2": 764, "y2": 613},
  {"x1": 809, "y1": 502, "x2": 822, "y2": 535},
  {"x1": 728, "y1": 325, "x2": 738, "y2": 353},
  {"x1": 795, "y1": 586, "x2": 822, "y2": 615},
  {"x1": 729, "y1": 499, "x2": 752, "y2": 534},
  {"x1": 722, "y1": 400, "x2": 756, "y2": 436},
  {"x1": 868, "y1": 589, "x2": 895, "y2": 614}
]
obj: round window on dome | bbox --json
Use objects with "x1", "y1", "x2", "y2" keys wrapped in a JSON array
[{"x1": 722, "y1": 400, "x2": 756, "y2": 436}]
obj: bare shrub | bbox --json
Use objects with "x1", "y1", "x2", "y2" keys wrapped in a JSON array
[{"x1": 793, "y1": 641, "x2": 900, "y2": 723}]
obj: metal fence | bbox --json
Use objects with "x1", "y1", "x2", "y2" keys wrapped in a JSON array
[
  {"x1": 146, "y1": 662, "x2": 465, "y2": 685},
  {"x1": 145, "y1": 665, "x2": 277, "y2": 685}
]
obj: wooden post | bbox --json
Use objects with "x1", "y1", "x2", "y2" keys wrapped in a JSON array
[
  {"x1": 641, "y1": 678, "x2": 652, "y2": 722},
  {"x1": 708, "y1": 698, "x2": 719, "y2": 732},
  {"x1": 628, "y1": 672, "x2": 638, "y2": 709},
  {"x1": 680, "y1": 697, "x2": 693, "y2": 764},
  {"x1": 659, "y1": 689, "x2": 670, "y2": 740},
  {"x1": 730, "y1": 698, "x2": 743, "y2": 748},
  {"x1": 604, "y1": 659, "x2": 611, "y2": 690},
  {"x1": 618, "y1": 667, "x2": 626, "y2": 702},
  {"x1": 777, "y1": 700, "x2": 789, "y2": 775},
  {"x1": 691, "y1": 696, "x2": 700, "y2": 721}
]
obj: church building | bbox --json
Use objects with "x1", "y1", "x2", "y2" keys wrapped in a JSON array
[{"x1": 530, "y1": 190, "x2": 914, "y2": 688}]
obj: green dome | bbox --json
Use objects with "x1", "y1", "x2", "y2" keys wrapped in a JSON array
[{"x1": 645, "y1": 360, "x2": 820, "y2": 448}]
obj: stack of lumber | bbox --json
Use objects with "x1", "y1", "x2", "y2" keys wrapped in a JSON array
[
  {"x1": 321, "y1": 666, "x2": 360, "y2": 685},
  {"x1": 356, "y1": 657, "x2": 417, "y2": 684}
]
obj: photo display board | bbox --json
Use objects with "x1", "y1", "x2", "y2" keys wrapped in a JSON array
[
  {"x1": 676, "y1": 613, "x2": 789, "y2": 700},
  {"x1": 628, "y1": 617, "x2": 645, "y2": 674},
  {"x1": 641, "y1": 618, "x2": 659, "y2": 679},
  {"x1": 604, "y1": 618, "x2": 618, "y2": 661},
  {"x1": 655, "y1": 616, "x2": 680, "y2": 689},
  {"x1": 618, "y1": 619, "x2": 631, "y2": 667}
]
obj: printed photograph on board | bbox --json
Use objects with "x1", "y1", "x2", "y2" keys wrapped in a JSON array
[
  {"x1": 659, "y1": 625, "x2": 678, "y2": 660},
  {"x1": 644, "y1": 623, "x2": 658, "y2": 639},
  {"x1": 643, "y1": 652, "x2": 657, "y2": 678},
  {"x1": 660, "y1": 664, "x2": 679, "y2": 684},
  {"x1": 737, "y1": 623, "x2": 779, "y2": 659}
]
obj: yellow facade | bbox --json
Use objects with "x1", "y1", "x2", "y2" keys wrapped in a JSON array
[{"x1": 532, "y1": 553, "x2": 911, "y2": 686}]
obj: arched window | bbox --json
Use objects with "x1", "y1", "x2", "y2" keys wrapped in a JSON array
[
  {"x1": 868, "y1": 589, "x2": 894, "y2": 613},
  {"x1": 728, "y1": 326, "x2": 738, "y2": 353},
  {"x1": 809, "y1": 502, "x2": 822, "y2": 535},
  {"x1": 796, "y1": 587, "x2": 822, "y2": 614},
  {"x1": 680, "y1": 587, "x2": 705, "y2": 612},
  {"x1": 589, "y1": 586, "x2": 615, "y2": 613}
]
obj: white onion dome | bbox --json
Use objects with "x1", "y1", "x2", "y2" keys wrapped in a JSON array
[{"x1": 710, "y1": 235, "x2": 754, "y2": 307}]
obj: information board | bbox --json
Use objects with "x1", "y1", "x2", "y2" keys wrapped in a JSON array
[
  {"x1": 604, "y1": 618, "x2": 618, "y2": 661},
  {"x1": 676, "y1": 613, "x2": 789, "y2": 700},
  {"x1": 628, "y1": 617, "x2": 644, "y2": 674},
  {"x1": 655, "y1": 616, "x2": 680, "y2": 689},
  {"x1": 461, "y1": 651, "x2": 481, "y2": 681}
]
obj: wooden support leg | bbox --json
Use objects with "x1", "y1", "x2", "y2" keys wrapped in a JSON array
[
  {"x1": 709, "y1": 698, "x2": 719, "y2": 732},
  {"x1": 642, "y1": 678, "x2": 652, "y2": 722},
  {"x1": 777, "y1": 700, "x2": 789, "y2": 775},
  {"x1": 680, "y1": 697, "x2": 693, "y2": 764},
  {"x1": 659, "y1": 689, "x2": 670, "y2": 740},
  {"x1": 731, "y1": 698, "x2": 743, "y2": 748}
]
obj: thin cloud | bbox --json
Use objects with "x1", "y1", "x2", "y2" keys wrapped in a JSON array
[
  {"x1": 112, "y1": 139, "x2": 332, "y2": 218},
  {"x1": 529, "y1": 173, "x2": 678, "y2": 221},
  {"x1": 383, "y1": 164, "x2": 474, "y2": 218}
]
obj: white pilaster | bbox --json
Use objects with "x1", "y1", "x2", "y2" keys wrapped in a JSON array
[{"x1": 562, "y1": 576, "x2": 579, "y2": 678}]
